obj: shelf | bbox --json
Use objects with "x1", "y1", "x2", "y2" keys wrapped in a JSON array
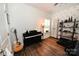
[
  {"x1": 63, "y1": 27, "x2": 73, "y2": 28},
  {"x1": 62, "y1": 26, "x2": 79, "y2": 29},
  {"x1": 61, "y1": 36, "x2": 77, "y2": 40},
  {"x1": 61, "y1": 36, "x2": 71, "y2": 40},
  {"x1": 62, "y1": 31, "x2": 73, "y2": 33},
  {"x1": 75, "y1": 32, "x2": 79, "y2": 34},
  {"x1": 59, "y1": 26, "x2": 73, "y2": 28},
  {"x1": 75, "y1": 27, "x2": 79, "y2": 28},
  {"x1": 63, "y1": 22, "x2": 74, "y2": 23},
  {"x1": 76, "y1": 21, "x2": 79, "y2": 22},
  {"x1": 59, "y1": 29, "x2": 79, "y2": 34},
  {"x1": 61, "y1": 31, "x2": 79, "y2": 34}
]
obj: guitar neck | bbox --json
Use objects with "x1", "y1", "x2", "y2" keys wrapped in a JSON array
[
  {"x1": 14, "y1": 29, "x2": 18, "y2": 42},
  {"x1": 15, "y1": 33, "x2": 18, "y2": 42}
]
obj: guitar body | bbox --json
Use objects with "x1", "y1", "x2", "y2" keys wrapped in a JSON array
[{"x1": 13, "y1": 42, "x2": 23, "y2": 52}]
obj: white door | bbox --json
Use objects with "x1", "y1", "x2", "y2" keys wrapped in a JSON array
[{"x1": 43, "y1": 19, "x2": 51, "y2": 39}]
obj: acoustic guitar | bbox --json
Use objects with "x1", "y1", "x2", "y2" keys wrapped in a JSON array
[{"x1": 13, "y1": 29, "x2": 23, "y2": 52}]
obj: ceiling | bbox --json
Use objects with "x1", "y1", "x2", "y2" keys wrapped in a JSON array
[
  {"x1": 27, "y1": 3, "x2": 56, "y2": 13},
  {"x1": 27, "y1": 3, "x2": 79, "y2": 13}
]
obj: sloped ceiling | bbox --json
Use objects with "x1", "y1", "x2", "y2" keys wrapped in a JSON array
[{"x1": 27, "y1": 3, "x2": 79, "y2": 13}]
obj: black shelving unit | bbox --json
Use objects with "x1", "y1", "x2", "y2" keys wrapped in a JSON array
[{"x1": 57, "y1": 16, "x2": 79, "y2": 55}]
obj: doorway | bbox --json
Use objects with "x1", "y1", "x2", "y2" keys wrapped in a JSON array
[{"x1": 43, "y1": 19, "x2": 51, "y2": 39}]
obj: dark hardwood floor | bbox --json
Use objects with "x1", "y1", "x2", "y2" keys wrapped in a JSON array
[{"x1": 14, "y1": 37, "x2": 65, "y2": 56}]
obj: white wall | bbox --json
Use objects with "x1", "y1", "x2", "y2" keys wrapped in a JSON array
[
  {"x1": 7, "y1": 3, "x2": 47, "y2": 44},
  {"x1": 51, "y1": 5, "x2": 79, "y2": 38},
  {"x1": 0, "y1": 3, "x2": 7, "y2": 43}
]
